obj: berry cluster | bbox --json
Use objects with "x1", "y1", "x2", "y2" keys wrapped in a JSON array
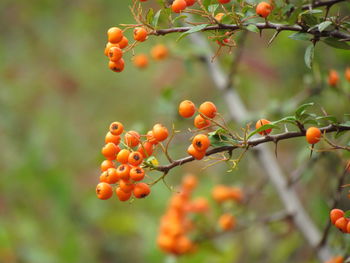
[
  {"x1": 104, "y1": 27, "x2": 129, "y2": 72},
  {"x1": 96, "y1": 121, "x2": 169, "y2": 201},
  {"x1": 330, "y1": 209, "x2": 350, "y2": 234},
  {"x1": 133, "y1": 44, "x2": 169, "y2": 69},
  {"x1": 328, "y1": 67, "x2": 350, "y2": 86}
]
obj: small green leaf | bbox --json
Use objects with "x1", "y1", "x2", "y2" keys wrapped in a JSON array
[
  {"x1": 246, "y1": 24, "x2": 259, "y2": 33},
  {"x1": 295, "y1": 102, "x2": 314, "y2": 118},
  {"x1": 315, "y1": 115, "x2": 338, "y2": 123},
  {"x1": 289, "y1": 32, "x2": 312, "y2": 41},
  {"x1": 208, "y1": 4, "x2": 219, "y2": 13},
  {"x1": 152, "y1": 10, "x2": 161, "y2": 28},
  {"x1": 177, "y1": 24, "x2": 209, "y2": 41},
  {"x1": 146, "y1": 8, "x2": 154, "y2": 24},
  {"x1": 304, "y1": 44, "x2": 314, "y2": 69},
  {"x1": 318, "y1": 21, "x2": 332, "y2": 32},
  {"x1": 323, "y1": 38, "x2": 350, "y2": 50},
  {"x1": 272, "y1": 116, "x2": 297, "y2": 125}
]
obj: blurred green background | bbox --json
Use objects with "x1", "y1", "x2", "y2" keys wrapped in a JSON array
[{"x1": 0, "y1": 0, "x2": 349, "y2": 262}]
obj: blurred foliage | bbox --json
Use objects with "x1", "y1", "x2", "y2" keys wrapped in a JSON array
[{"x1": 0, "y1": 0, "x2": 349, "y2": 263}]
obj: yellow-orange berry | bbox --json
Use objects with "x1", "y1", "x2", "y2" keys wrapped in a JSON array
[
  {"x1": 182, "y1": 174, "x2": 198, "y2": 191},
  {"x1": 187, "y1": 144, "x2": 206, "y2": 160},
  {"x1": 133, "y1": 182, "x2": 151, "y2": 198},
  {"x1": 109, "y1": 121, "x2": 124, "y2": 136},
  {"x1": 172, "y1": 0, "x2": 187, "y2": 13},
  {"x1": 192, "y1": 134, "x2": 210, "y2": 152},
  {"x1": 328, "y1": 69, "x2": 339, "y2": 86},
  {"x1": 109, "y1": 59, "x2": 125, "y2": 73},
  {"x1": 133, "y1": 27, "x2": 148, "y2": 42},
  {"x1": 133, "y1": 54, "x2": 149, "y2": 69},
  {"x1": 306, "y1": 127, "x2": 322, "y2": 144},
  {"x1": 116, "y1": 187, "x2": 132, "y2": 202},
  {"x1": 101, "y1": 159, "x2": 115, "y2": 172},
  {"x1": 152, "y1": 124, "x2": 169, "y2": 142},
  {"x1": 255, "y1": 119, "x2": 272, "y2": 135},
  {"x1": 105, "y1": 131, "x2": 121, "y2": 145},
  {"x1": 146, "y1": 130, "x2": 158, "y2": 144},
  {"x1": 119, "y1": 179, "x2": 135, "y2": 193},
  {"x1": 117, "y1": 149, "x2": 131, "y2": 164},
  {"x1": 107, "y1": 27, "x2": 123, "y2": 44},
  {"x1": 335, "y1": 217, "x2": 348, "y2": 232},
  {"x1": 179, "y1": 100, "x2": 196, "y2": 118},
  {"x1": 215, "y1": 13, "x2": 225, "y2": 22},
  {"x1": 129, "y1": 166, "x2": 145, "y2": 181},
  {"x1": 151, "y1": 44, "x2": 169, "y2": 60},
  {"x1": 96, "y1": 182, "x2": 113, "y2": 200},
  {"x1": 104, "y1": 42, "x2": 119, "y2": 56},
  {"x1": 137, "y1": 141, "x2": 154, "y2": 158},
  {"x1": 256, "y1": 2, "x2": 272, "y2": 18},
  {"x1": 218, "y1": 214, "x2": 236, "y2": 231},
  {"x1": 106, "y1": 168, "x2": 120, "y2": 184},
  {"x1": 116, "y1": 164, "x2": 131, "y2": 180},
  {"x1": 99, "y1": 171, "x2": 108, "y2": 183},
  {"x1": 118, "y1": 36, "x2": 129, "y2": 49},
  {"x1": 124, "y1": 130, "x2": 141, "y2": 147},
  {"x1": 108, "y1": 46, "x2": 123, "y2": 62},
  {"x1": 128, "y1": 151, "x2": 144, "y2": 166},
  {"x1": 199, "y1": 101, "x2": 217, "y2": 119},
  {"x1": 330, "y1": 209, "x2": 345, "y2": 224},
  {"x1": 194, "y1": 114, "x2": 211, "y2": 129},
  {"x1": 101, "y1": 143, "x2": 120, "y2": 160}
]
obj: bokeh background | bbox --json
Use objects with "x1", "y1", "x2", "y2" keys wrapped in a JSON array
[{"x1": 0, "y1": 0, "x2": 349, "y2": 262}]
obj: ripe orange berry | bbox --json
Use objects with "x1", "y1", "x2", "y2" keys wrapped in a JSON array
[
  {"x1": 182, "y1": 174, "x2": 198, "y2": 191},
  {"x1": 216, "y1": 38, "x2": 229, "y2": 46},
  {"x1": 334, "y1": 217, "x2": 348, "y2": 232},
  {"x1": 157, "y1": 234, "x2": 176, "y2": 252},
  {"x1": 101, "y1": 159, "x2": 115, "y2": 171},
  {"x1": 106, "y1": 168, "x2": 120, "y2": 184},
  {"x1": 306, "y1": 127, "x2": 322, "y2": 144},
  {"x1": 185, "y1": 0, "x2": 196, "y2": 6},
  {"x1": 133, "y1": 182, "x2": 151, "y2": 198},
  {"x1": 230, "y1": 187, "x2": 244, "y2": 202},
  {"x1": 96, "y1": 182, "x2": 113, "y2": 200},
  {"x1": 345, "y1": 67, "x2": 350, "y2": 82},
  {"x1": 187, "y1": 144, "x2": 206, "y2": 160},
  {"x1": 172, "y1": 0, "x2": 187, "y2": 13},
  {"x1": 124, "y1": 130, "x2": 141, "y2": 147},
  {"x1": 105, "y1": 131, "x2": 121, "y2": 145},
  {"x1": 192, "y1": 134, "x2": 210, "y2": 152},
  {"x1": 133, "y1": 54, "x2": 149, "y2": 69},
  {"x1": 151, "y1": 44, "x2": 169, "y2": 60},
  {"x1": 102, "y1": 142, "x2": 120, "y2": 160},
  {"x1": 118, "y1": 36, "x2": 129, "y2": 49},
  {"x1": 198, "y1": 101, "x2": 217, "y2": 119},
  {"x1": 215, "y1": 13, "x2": 225, "y2": 22},
  {"x1": 104, "y1": 42, "x2": 119, "y2": 56},
  {"x1": 173, "y1": 236, "x2": 194, "y2": 255},
  {"x1": 194, "y1": 114, "x2": 211, "y2": 129},
  {"x1": 129, "y1": 166, "x2": 145, "y2": 181},
  {"x1": 212, "y1": 185, "x2": 234, "y2": 203},
  {"x1": 109, "y1": 59, "x2": 125, "y2": 72},
  {"x1": 116, "y1": 164, "x2": 131, "y2": 180},
  {"x1": 218, "y1": 214, "x2": 236, "y2": 231},
  {"x1": 146, "y1": 130, "x2": 158, "y2": 144},
  {"x1": 218, "y1": 0, "x2": 230, "y2": 3},
  {"x1": 133, "y1": 27, "x2": 148, "y2": 42},
  {"x1": 187, "y1": 197, "x2": 209, "y2": 213},
  {"x1": 108, "y1": 46, "x2": 123, "y2": 62},
  {"x1": 116, "y1": 187, "x2": 132, "y2": 202},
  {"x1": 128, "y1": 151, "x2": 144, "y2": 166},
  {"x1": 109, "y1": 121, "x2": 124, "y2": 136},
  {"x1": 152, "y1": 124, "x2": 169, "y2": 142},
  {"x1": 328, "y1": 69, "x2": 339, "y2": 86},
  {"x1": 137, "y1": 141, "x2": 154, "y2": 158},
  {"x1": 107, "y1": 27, "x2": 123, "y2": 44},
  {"x1": 179, "y1": 100, "x2": 196, "y2": 118},
  {"x1": 119, "y1": 179, "x2": 135, "y2": 193},
  {"x1": 117, "y1": 149, "x2": 131, "y2": 164},
  {"x1": 326, "y1": 256, "x2": 344, "y2": 263},
  {"x1": 99, "y1": 171, "x2": 108, "y2": 183},
  {"x1": 255, "y1": 119, "x2": 272, "y2": 135},
  {"x1": 330, "y1": 209, "x2": 345, "y2": 224},
  {"x1": 256, "y1": 2, "x2": 272, "y2": 18}
]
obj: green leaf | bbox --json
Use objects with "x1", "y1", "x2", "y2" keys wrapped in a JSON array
[
  {"x1": 288, "y1": 32, "x2": 312, "y2": 41},
  {"x1": 152, "y1": 10, "x2": 161, "y2": 28},
  {"x1": 272, "y1": 116, "x2": 297, "y2": 125},
  {"x1": 246, "y1": 24, "x2": 259, "y2": 33},
  {"x1": 208, "y1": 129, "x2": 239, "y2": 147},
  {"x1": 315, "y1": 115, "x2": 338, "y2": 123},
  {"x1": 202, "y1": 0, "x2": 213, "y2": 10},
  {"x1": 146, "y1": 8, "x2": 154, "y2": 25},
  {"x1": 177, "y1": 24, "x2": 209, "y2": 41},
  {"x1": 208, "y1": 4, "x2": 219, "y2": 13},
  {"x1": 304, "y1": 44, "x2": 314, "y2": 69},
  {"x1": 318, "y1": 21, "x2": 332, "y2": 32},
  {"x1": 301, "y1": 14, "x2": 319, "y2": 26},
  {"x1": 295, "y1": 102, "x2": 314, "y2": 118},
  {"x1": 173, "y1": 15, "x2": 187, "y2": 23},
  {"x1": 247, "y1": 124, "x2": 279, "y2": 139},
  {"x1": 322, "y1": 37, "x2": 350, "y2": 50}
]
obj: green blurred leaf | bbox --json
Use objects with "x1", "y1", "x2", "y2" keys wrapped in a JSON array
[
  {"x1": 288, "y1": 32, "x2": 312, "y2": 41},
  {"x1": 146, "y1": 8, "x2": 154, "y2": 25},
  {"x1": 318, "y1": 21, "x2": 332, "y2": 32},
  {"x1": 246, "y1": 24, "x2": 259, "y2": 33},
  {"x1": 322, "y1": 37, "x2": 350, "y2": 50},
  {"x1": 152, "y1": 10, "x2": 162, "y2": 28},
  {"x1": 208, "y1": 4, "x2": 219, "y2": 13},
  {"x1": 177, "y1": 24, "x2": 209, "y2": 41},
  {"x1": 304, "y1": 44, "x2": 314, "y2": 69},
  {"x1": 295, "y1": 102, "x2": 314, "y2": 118}
]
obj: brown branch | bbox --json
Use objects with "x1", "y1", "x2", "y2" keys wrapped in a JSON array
[
  {"x1": 154, "y1": 124, "x2": 350, "y2": 173},
  {"x1": 300, "y1": 0, "x2": 347, "y2": 10}
]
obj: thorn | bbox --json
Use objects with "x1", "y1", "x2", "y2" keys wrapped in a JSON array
[{"x1": 268, "y1": 30, "x2": 280, "y2": 47}]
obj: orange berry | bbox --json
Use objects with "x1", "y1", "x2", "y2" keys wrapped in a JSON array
[
  {"x1": 102, "y1": 143, "x2": 120, "y2": 160},
  {"x1": 187, "y1": 144, "x2": 206, "y2": 160},
  {"x1": 345, "y1": 67, "x2": 350, "y2": 82},
  {"x1": 198, "y1": 101, "x2": 217, "y2": 119},
  {"x1": 157, "y1": 234, "x2": 176, "y2": 252},
  {"x1": 109, "y1": 121, "x2": 124, "y2": 136},
  {"x1": 256, "y1": 2, "x2": 272, "y2": 18},
  {"x1": 230, "y1": 187, "x2": 244, "y2": 202},
  {"x1": 133, "y1": 27, "x2": 148, "y2": 42},
  {"x1": 116, "y1": 187, "x2": 132, "y2": 202},
  {"x1": 306, "y1": 127, "x2": 322, "y2": 144},
  {"x1": 152, "y1": 124, "x2": 169, "y2": 142},
  {"x1": 133, "y1": 54, "x2": 148, "y2": 69},
  {"x1": 107, "y1": 27, "x2": 123, "y2": 44},
  {"x1": 109, "y1": 59, "x2": 125, "y2": 72},
  {"x1": 182, "y1": 174, "x2": 198, "y2": 191},
  {"x1": 133, "y1": 182, "x2": 151, "y2": 198},
  {"x1": 117, "y1": 149, "x2": 131, "y2": 164},
  {"x1": 215, "y1": 13, "x2": 225, "y2": 22},
  {"x1": 146, "y1": 130, "x2": 158, "y2": 144},
  {"x1": 255, "y1": 119, "x2": 272, "y2": 135},
  {"x1": 192, "y1": 134, "x2": 210, "y2": 152},
  {"x1": 119, "y1": 179, "x2": 135, "y2": 193},
  {"x1": 187, "y1": 197, "x2": 209, "y2": 213},
  {"x1": 124, "y1": 130, "x2": 141, "y2": 147},
  {"x1": 105, "y1": 131, "x2": 121, "y2": 145},
  {"x1": 101, "y1": 159, "x2": 115, "y2": 171},
  {"x1": 194, "y1": 114, "x2": 211, "y2": 129},
  {"x1": 99, "y1": 171, "x2": 108, "y2": 183},
  {"x1": 106, "y1": 167, "x2": 120, "y2": 184},
  {"x1": 218, "y1": 214, "x2": 236, "y2": 231},
  {"x1": 129, "y1": 166, "x2": 145, "y2": 181},
  {"x1": 128, "y1": 151, "x2": 144, "y2": 166},
  {"x1": 328, "y1": 69, "x2": 339, "y2": 86},
  {"x1": 118, "y1": 36, "x2": 129, "y2": 49},
  {"x1": 116, "y1": 164, "x2": 131, "y2": 180},
  {"x1": 104, "y1": 42, "x2": 119, "y2": 56},
  {"x1": 326, "y1": 256, "x2": 344, "y2": 263},
  {"x1": 330, "y1": 209, "x2": 345, "y2": 224},
  {"x1": 96, "y1": 182, "x2": 113, "y2": 200},
  {"x1": 108, "y1": 46, "x2": 123, "y2": 62},
  {"x1": 179, "y1": 100, "x2": 196, "y2": 118},
  {"x1": 151, "y1": 44, "x2": 169, "y2": 60},
  {"x1": 137, "y1": 141, "x2": 154, "y2": 158},
  {"x1": 173, "y1": 236, "x2": 194, "y2": 255},
  {"x1": 185, "y1": 0, "x2": 196, "y2": 6},
  {"x1": 212, "y1": 185, "x2": 233, "y2": 203},
  {"x1": 335, "y1": 217, "x2": 348, "y2": 232},
  {"x1": 172, "y1": 0, "x2": 187, "y2": 13}
]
